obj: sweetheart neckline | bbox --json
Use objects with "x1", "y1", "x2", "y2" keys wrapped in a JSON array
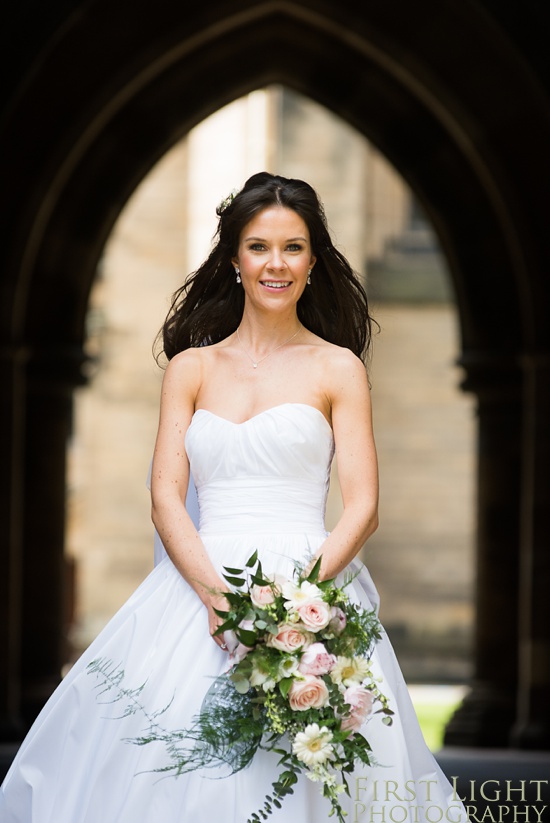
[{"x1": 191, "y1": 402, "x2": 333, "y2": 433}]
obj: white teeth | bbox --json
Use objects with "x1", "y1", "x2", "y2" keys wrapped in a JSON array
[{"x1": 262, "y1": 281, "x2": 289, "y2": 288}]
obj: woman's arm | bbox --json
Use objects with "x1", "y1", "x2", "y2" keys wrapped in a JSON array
[
  {"x1": 314, "y1": 349, "x2": 379, "y2": 581},
  {"x1": 150, "y1": 351, "x2": 229, "y2": 647}
]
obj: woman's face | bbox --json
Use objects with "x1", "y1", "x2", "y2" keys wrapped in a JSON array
[{"x1": 232, "y1": 206, "x2": 316, "y2": 313}]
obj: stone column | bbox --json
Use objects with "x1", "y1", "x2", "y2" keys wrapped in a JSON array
[
  {"x1": 19, "y1": 346, "x2": 85, "y2": 726},
  {"x1": 512, "y1": 355, "x2": 550, "y2": 748},
  {"x1": 444, "y1": 353, "x2": 522, "y2": 746},
  {"x1": 0, "y1": 346, "x2": 27, "y2": 739}
]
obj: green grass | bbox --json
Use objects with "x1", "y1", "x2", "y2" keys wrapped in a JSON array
[{"x1": 408, "y1": 686, "x2": 465, "y2": 752}]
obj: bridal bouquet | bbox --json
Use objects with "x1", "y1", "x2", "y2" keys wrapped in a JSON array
[{"x1": 88, "y1": 553, "x2": 392, "y2": 822}]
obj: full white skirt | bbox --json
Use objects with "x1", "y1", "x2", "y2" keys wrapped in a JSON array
[{"x1": 1, "y1": 531, "x2": 465, "y2": 823}]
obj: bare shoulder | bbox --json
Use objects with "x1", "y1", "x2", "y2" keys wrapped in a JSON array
[
  {"x1": 298, "y1": 333, "x2": 370, "y2": 419},
  {"x1": 322, "y1": 344, "x2": 366, "y2": 380},
  {"x1": 325, "y1": 348, "x2": 369, "y2": 409},
  {"x1": 166, "y1": 346, "x2": 204, "y2": 370},
  {"x1": 302, "y1": 333, "x2": 368, "y2": 395},
  {"x1": 161, "y1": 348, "x2": 204, "y2": 399}
]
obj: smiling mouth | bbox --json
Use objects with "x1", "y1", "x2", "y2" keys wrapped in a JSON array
[{"x1": 260, "y1": 281, "x2": 291, "y2": 289}]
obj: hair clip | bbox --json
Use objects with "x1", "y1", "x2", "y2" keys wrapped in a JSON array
[{"x1": 217, "y1": 189, "x2": 238, "y2": 213}]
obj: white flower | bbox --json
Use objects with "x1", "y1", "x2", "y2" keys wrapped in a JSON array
[
  {"x1": 292, "y1": 723, "x2": 334, "y2": 766},
  {"x1": 282, "y1": 580, "x2": 323, "y2": 611},
  {"x1": 304, "y1": 763, "x2": 333, "y2": 784},
  {"x1": 330, "y1": 656, "x2": 371, "y2": 687},
  {"x1": 278, "y1": 655, "x2": 299, "y2": 679}
]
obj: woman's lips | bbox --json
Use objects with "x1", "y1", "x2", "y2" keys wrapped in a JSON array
[{"x1": 260, "y1": 281, "x2": 291, "y2": 291}]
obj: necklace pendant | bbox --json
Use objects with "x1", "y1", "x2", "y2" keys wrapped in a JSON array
[{"x1": 236, "y1": 324, "x2": 302, "y2": 371}]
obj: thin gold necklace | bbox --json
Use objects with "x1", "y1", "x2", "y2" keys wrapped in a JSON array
[{"x1": 236, "y1": 324, "x2": 302, "y2": 369}]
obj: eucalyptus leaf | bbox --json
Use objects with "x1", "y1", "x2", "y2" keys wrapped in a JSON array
[{"x1": 233, "y1": 678, "x2": 251, "y2": 695}]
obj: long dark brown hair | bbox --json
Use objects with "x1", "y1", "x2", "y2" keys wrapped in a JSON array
[{"x1": 158, "y1": 172, "x2": 375, "y2": 362}]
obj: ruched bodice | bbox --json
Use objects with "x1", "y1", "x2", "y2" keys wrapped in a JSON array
[{"x1": 185, "y1": 403, "x2": 334, "y2": 535}]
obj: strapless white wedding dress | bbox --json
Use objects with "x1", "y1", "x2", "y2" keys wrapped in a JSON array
[{"x1": 1, "y1": 404, "x2": 466, "y2": 822}]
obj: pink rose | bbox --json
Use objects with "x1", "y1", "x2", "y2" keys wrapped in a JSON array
[
  {"x1": 251, "y1": 583, "x2": 279, "y2": 608},
  {"x1": 341, "y1": 685, "x2": 374, "y2": 733},
  {"x1": 266, "y1": 623, "x2": 313, "y2": 653},
  {"x1": 298, "y1": 642, "x2": 337, "y2": 676},
  {"x1": 296, "y1": 600, "x2": 331, "y2": 632},
  {"x1": 288, "y1": 675, "x2": 330, "y2": 711},
  {"x1": 329, "y1": 607, "x2": 347, "y2": 635}
]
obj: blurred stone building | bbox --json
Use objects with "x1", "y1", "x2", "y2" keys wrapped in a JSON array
[{"x1": 67, "y1": 87, "x2": 475, "y2": 683}]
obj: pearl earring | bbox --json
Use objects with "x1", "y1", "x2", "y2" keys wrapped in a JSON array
[
  {"x1": 235, "y1": 267, "x2": 241, "y2": 284},
  {"x1": 307, "y1": 269, "x2": 312, "y2": 285}
]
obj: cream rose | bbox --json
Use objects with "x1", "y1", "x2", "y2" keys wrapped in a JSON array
[
  {"x1": 288, "y1": 675, "x2": 330, "y2": 711},
  {"x1": 298, "y1": 642, "x2": 336, "y2": 676},
  {"x1": 250, "y1": 584, "x2": 277, "y2": 608},
  {"x1": 296, "y1": 600, "x2": 331, "y2": 632},
  {"x1": 266, "y1": 623, "x2": 314, "y2": 653}
]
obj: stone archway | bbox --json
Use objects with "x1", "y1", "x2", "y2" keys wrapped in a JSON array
[{"x1": 1, "y1": 0, "x2": 549, "y2": 747}]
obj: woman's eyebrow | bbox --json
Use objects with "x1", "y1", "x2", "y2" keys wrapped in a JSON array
[{"x1": 243, "y1": 235, "x2": 307, "y2": 242}]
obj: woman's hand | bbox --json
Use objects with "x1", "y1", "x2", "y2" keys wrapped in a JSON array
[{"x1": 204, "y1": 591, "x2": 232, "y2": 650}]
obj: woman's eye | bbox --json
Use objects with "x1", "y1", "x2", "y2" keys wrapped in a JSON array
[{"x1": 247, "y1": 242, "x2": 302, "y2": 252}]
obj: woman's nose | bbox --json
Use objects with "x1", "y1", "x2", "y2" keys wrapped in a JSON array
[{"x1": 267, "y1": 250, "x2": 285, "y2": 270}]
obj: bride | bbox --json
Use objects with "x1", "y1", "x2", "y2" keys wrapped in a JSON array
[{"x1": 1, "y1": 172, "x2": 466, "y2": 822}]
